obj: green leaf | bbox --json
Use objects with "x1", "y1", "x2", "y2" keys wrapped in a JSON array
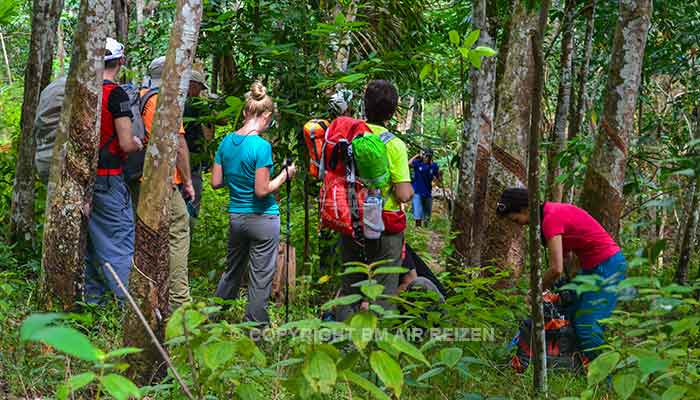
[
  {"x1": 350, "y1": 312, "x2": 377, "y2": 351},
  {"x1": 340, "y1": 266, "x2": 369, "y2": 276},
  {"x1": 449, "y1": 30, "x2": 460, "y2": 46},
  {"x1": 439, "y1": 347, "x2": 463, "y2": 368},
  {"x1": 419, "y1": 64, "x2": 432, "y2": 81},
  {"x1": 58, "y1": 372, "x2": 96, "y2": 399},
  {"x1": 468, "y1": 52, "x2": 483, "y2": 69},
  {"x1": 321, "y1": 294, "x2": 362, "y2": 311},
  {"x1": 303, "y1": 350, "x2": 337, "y2": 394},
  {"x1": 335, "y1": 12, "x2": 346, "y2": 25},
  {"x1": 361, "y1": 284, "x2": 384, "y2": 301},
  {"x1": 20, "y1": 313, "x2": 63, "y2": 341},
  {"x1": 459, "y1": 47, "x2": 470, "y2": 59},
  {"x1": 337, "y1": 73, "x2": 366, "y2": 84},
  {"x1": 612, "y1": 373, "x2": 638, "y2": 400},
  {"x1": 662, "y1": 385, "x2": 687, "y2": 400},
  {"x1": 373, "y1": 267, "x2": 408, "y2": 275},
  {"x1": 29, "y1": 326, "x2": 101, "y2": 362},
  {"x1": 99, "y1": 374, "x2": 141, "y2": 400},
  {"x1": 340, "y1": 370, "x2": 390, "y2": 400},
  {"x1": 587, "y1": 351, "x2": 620, "y2": 385},
  {"x1": 337, "y1": 351, "x2": 361, "y2": 371},
  {"x1": 386, "y1": 334, "x2": 430, "y2": 367},
  {"x1": 165, "y1": 308, "x2": 207, "y2": 340},
  {"x1": 105, "y1": 347, "x2": 142, "y2": 359},
  {"x1": 201, "y1": 341, "x2": 235, "y2": 370},
  {"x1": 370, "y1": 350, "x2": 403, "y2": 398},
  {"x1": 471, "y1": 46, "x2": 497, "y2": 57},
  {"x1": 638, "y1": 357, "x2": 672, "y2": 375},
  {"x1": 670, "y1": 168, "x2": 694, "y2": 177},
  {"x1": 463, "y1": 29, "x2": 480, "y2": 48},
  {"x1": 236, "y1": 383, "x2": 263, "y2": 400},
  {"x1": 417, "y1": 366, "x2": 444, "y2": 382}
]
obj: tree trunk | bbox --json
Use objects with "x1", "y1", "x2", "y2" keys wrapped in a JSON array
[
  {"x1": 579, "y1": 0, "x2": 651, "y2": 238},
  {"x1": 568, "y1": 0, "x2": 597, "y2": 140},
  {"x1": 10, "y1": 0, "x2": 65, "y2": 248},
  {"x1": 676, "y1": 108, "x2": 700, "y2": 284},
  {"x1": 41, "y1": 0, "x2": 107, "y2": 309},
  {"x1": 333, "y1": 0, "x2": 358, "y2": 73},
  {"x1": 481, "y1": 0, "x2": 538, "y2": 274},
  {"x1": 211, "y1": 53, "x2": 219, "y2": 93},
  {"x1": 0, "y1": 31, "x2": 11, "y2": 84},
  {"x1": 124, "y1": 0, "x2": 202, "y2": 382},
  {"x1": 545, "y1": 0, "x2": 574, "y2": 202},
  {"x1": 113, "y1": 0, "x2": 129, "y2": 46},
  {"x1": 136, "y1": 0, "x2": 145, "y2": 37},
  {"x1": 57, "y1": 24, "x2": 66, "y2": 75},
  {"x1": 451, "y1": 0, "x2": 497, "y2": 268},
  {"x1": 529, "y1": 0, "x2": 551, "y2": 392}
]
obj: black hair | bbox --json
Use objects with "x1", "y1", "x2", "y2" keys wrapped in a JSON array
[
  {"x1": 496, "y1": 187, "x2": 529, "y2": 216},
  {"x1": 364, "y1": 80, "x2": 398, "y2": 124},
  {"x1": 104, "y1": 51, "x2": 120, "y2": 69}
]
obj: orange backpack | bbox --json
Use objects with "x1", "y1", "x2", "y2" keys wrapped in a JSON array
[{"x1": 303, "y1": 119, "x2": 329, "y2": 178}]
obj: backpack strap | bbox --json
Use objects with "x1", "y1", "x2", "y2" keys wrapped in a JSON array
[{"x1": 140, "y1": 87, "x2": 160, "y2": 115}]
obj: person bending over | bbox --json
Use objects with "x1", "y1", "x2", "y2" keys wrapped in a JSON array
[
  {"x1": 496, "y1": 188, "x2": 627, "y2": 361},
  {"x1": 211, "y1": 82, "x2": 297, "y2": 324}
]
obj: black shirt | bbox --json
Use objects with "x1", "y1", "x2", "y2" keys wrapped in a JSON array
[
  {"x1": 183, "y1": 97, "x2": 211, "y2": 171},
  {"x1": 106, "y1": 83, "x2": 133, "y2": 120}
]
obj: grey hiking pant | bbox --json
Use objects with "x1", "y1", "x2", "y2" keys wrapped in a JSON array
[
  {"x1": 336, "y1": 232, "x2": 404, "y2": 321},
  {"x1": 215, "y1": 213, "x2": 280, "y2": 324}
]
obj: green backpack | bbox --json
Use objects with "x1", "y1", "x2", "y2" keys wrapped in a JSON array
[{"x1": 351, "y1": 130, "x2": 394, "y2": 190}]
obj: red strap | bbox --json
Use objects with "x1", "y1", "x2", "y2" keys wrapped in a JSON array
[{"x1": 97, "y1": 168, "x2": 123, "y2": 176}]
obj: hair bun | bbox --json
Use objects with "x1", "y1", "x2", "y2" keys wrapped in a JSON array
[{"x1": 250, "y1": 81, "x2": 267, "y2": 101}]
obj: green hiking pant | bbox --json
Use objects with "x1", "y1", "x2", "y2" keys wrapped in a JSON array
[
  {"x1": 169, "y1": 188, "x2": 192, "y2": 311},
  {"x1": 128, "y1": 182, "x2": 191, "y2": 311}
]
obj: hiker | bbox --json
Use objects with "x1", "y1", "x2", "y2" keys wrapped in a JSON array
[
  {"x1": 335, "y1": 80, "x2": 414, "y2": 320},
  {"x1": 135, "y1": 56, "x2": 195, "y2": 311},
  {"x1": 496, "y1": 188, "x2": 627, "y2": 361},
  {"x1": 211, "y1": 82, "x2": 297, "y2": 324},
  {"x1": 182, "y1": 69, "x2": 216, "y2": 224},
  {"x1": 84, "y1": 38, "x2": 143, "y2": 303},
  {"x1": 409, "y1": 148, "x2": 441, "y2": 227}
]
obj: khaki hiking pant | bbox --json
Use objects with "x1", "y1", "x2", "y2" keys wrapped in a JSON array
[{"x1": 128, "y1": 183, "x2": 192, "y2": 311}]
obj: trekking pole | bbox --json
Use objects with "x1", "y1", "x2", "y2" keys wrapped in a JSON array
[{"x1": 284, "y1": 158, "x2": 292, "y2": 323}]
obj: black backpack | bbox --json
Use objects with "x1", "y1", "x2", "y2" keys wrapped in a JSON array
[{"x1": 123, "y1": 87, "x2": 159, "y2": 182}]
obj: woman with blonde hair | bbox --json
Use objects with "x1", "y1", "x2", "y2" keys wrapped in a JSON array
[{"x1": 211, "y1": 82, "x2": 296, "y2": 323}]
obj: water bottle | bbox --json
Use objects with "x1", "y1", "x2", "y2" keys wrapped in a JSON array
[{"x1": 363, "y1": 190, "x2": 385, "y2": 240}]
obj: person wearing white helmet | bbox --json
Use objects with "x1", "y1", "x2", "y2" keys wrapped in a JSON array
[{"x1": 84, "y1": 38, "x2": 143, "y2": 304}]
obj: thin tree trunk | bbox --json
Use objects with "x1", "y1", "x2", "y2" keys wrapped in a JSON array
[
  {"x1": 569, "y1": 0, "x2": 597, "y2": 140},
  {"x1": 451, "y1": 0, "x2": 497, "y2": 268},
  {"x1": 10, "y1": 0, "x2": 65, "y2": 248},
  {"x1": 136, "y1": 0, "x2": 145, "y2": 37},
  {"x1": 333, "y1": 0, "x2": 358, "y2": 73},
  {"x1": 112, "y1": 0, "x2": 129, "y2": 46},
  {"x1": 529, "y1": 0, "x2": 551, "y2": 392},
  {"x1": 0, "y1": 31, "x2": 11, "y2": 84},
  {"x1": 676, "y1": 107, "x2": 700, "y2": 284},
  {"x1": 41, "y1": 0, "x2": 107, "y2": 309},
  {"x1": 546, "y1": 0, "x2": 574, "y2": 202},
  {"x1": 211, "y1": 53, "x2": 219, "y2": 93},
  {"x1": 579, "y1": 0, "x2": 651, "y2": 238},
  {"x1": 481, "y1": 0, "x2": 538, "y2": 275},
  {"x1": 124, "y1": 0, "x2": 202, "y2": 382},
  {"x1": 57, "y1": 24, "x2": 66, "y2": 75}
]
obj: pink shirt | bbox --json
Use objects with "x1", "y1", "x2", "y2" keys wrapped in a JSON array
[{"x1": 541, "y1": 202, "x2": 620, "y2": 270}]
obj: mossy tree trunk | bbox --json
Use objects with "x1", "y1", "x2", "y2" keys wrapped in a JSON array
[
  {"x1": 451, "y1": 0, "x2": 497, "y2": 268},
  {"x1": 41, "y1": 0, "x2": 108, "y2": 309},
  {"x1": 9, "y1": 0, "x2": 64, "y2": 248},
  {"x1": 124, "y1": 0, "x2": 202, "y2": 382},
  {"x1": 579, "y1": 0, "x2": 651, "y2": 238},
  {"x1": 545, "y1": 0, "x2": 574, "y2": 202},
  {"x1": 481, "y1": 0, "x2": 538, "y2": 275}
]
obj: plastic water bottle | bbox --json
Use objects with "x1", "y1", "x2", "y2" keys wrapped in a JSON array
[{"x1": 363, "y1": 190, "x2": 385, "y2": 240}]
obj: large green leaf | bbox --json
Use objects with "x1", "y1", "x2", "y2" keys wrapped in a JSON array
[
  {"x1": 387, "y1": 334, "x2": 430, "y2": 367},
  {"x1": 448, "y1": 30, "x2": 460, "y2": 46},
  {"x1": 350, "y1": 312, "x2": 377, "y2": 351},
  {"x1": 463, "y1": 29, "x2": 481, "y2": 48},
  {"x1": 587, "y1": 352, "x2": 620, "y2": 385},
  {"x1": 20, "y1": 313, "x2": 63, "y2": 341},
  {"x1": 373, "y1": 267, "x2": 408, "y2": 275},
  {"x1": 612, "y1": 373, "x2": 638, "y2": 400},
  {"x1": 236, "y1": 383, "x2": 263, "y2": 400},
  {"x1": 29, "y1": 326, "x2": 101, "y2": 362},
  {"x1": 57, "y1": 372, "x2": 96, "y2": 400},
  {"x1": 99, "y1": 374, "x2": 141, "y2": 400},
  {"x1": 321, "y1": 294, "x2": 361, "y2": 311},
  {"x1": 370, "y1": 350, "x2": 403, "y2": 398},
  {"x1": 361, "y1": 284, "x2": 384, "y2": 301},
  {"x1": 439, "y1": 347, "x2": 463, "y2": 368},
  {"x1": 638, "y1": 357, "x2": 672, "y2": 375},
  {"x1": 340, "y1": 370, "x2": 390, "y2": 400},
  {"x1": 419, "y1": 64, "x2": 432, "y2": 81},
  {"x1": 661, "y1": 385, "x2": 687, "y2": 400},
  {"x1": 471, "y1": 46, "x2": 497, "y2": 57},
  {"x1": 303, "y1": 350, "x2": 337, "y2": 394},
  {"x1": 201, "y1": 341, "x2": 235, "y2": 370},
  {"x1": 165, "y1": 308, "x2": 207, "y2": 340}
]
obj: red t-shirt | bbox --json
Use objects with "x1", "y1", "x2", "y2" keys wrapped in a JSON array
[{"x1": 541, "y1": 202, "x2": 620, "y2": 270}]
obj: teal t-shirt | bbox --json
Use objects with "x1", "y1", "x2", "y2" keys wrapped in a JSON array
[{"x1": 214, "y1": 133, "x2": 279, "y2": 215}]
